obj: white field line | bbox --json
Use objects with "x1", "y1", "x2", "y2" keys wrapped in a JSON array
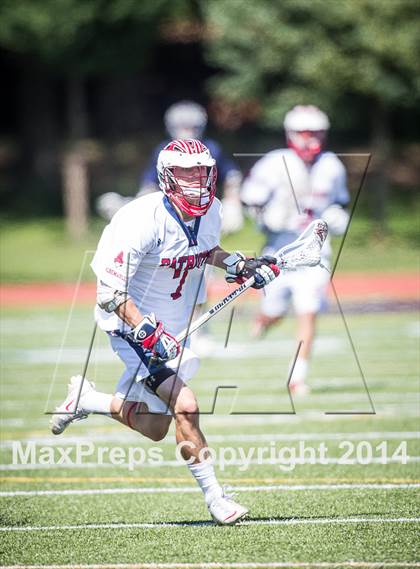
[
  {"x1": 2, "y1": 393, "x2": 418, "y2": 418},
  {"x1": 2, "y1": 394, "x2": 420, "y2": 411},
  {"x1": 2, "y1": 375, "x2": 418, "y2": 390},
  {"x1": 1, "y1": 516, "x2": 419, "y2": 532},
  {"x1": 2, "y1": 337, "x2": 345, "y2": 364},
  {"x1": 2, "y1": 405, "x2": 419, "y2": 423},
  {"x1": 198, "y1": 409, "x2": 420, "y2": 424},
  {"x1": 0, "y1": 408, "x2": 416, "y2": 432},
  {"x1": 241, "y1": 393, "x2": 416, "y2": 405},
  {"x1": 2, "y1": 561, "x2": 420, "y2": 569},
  {"x1": 1, "y1": 564, "x2": 420, "y2": 569},
  {"x1": 4, "y1": 400, "x2": 419, "y2": 414},
  {"x1": 2, "y1": 409, "x2": 420, "y2": 436},
  {"x1": 2, "y1": 386, "x2": 420, "y2": 407},
  {"x1": 1, "y1": 456, "x2": 419, "y2": 471},
  {"x1": 3, "y1": 393, "x2": 419, "y2": 406},
  {"x1": 2, "y1": 431, "x2": 418, "y2": 448},
  {"x1": 192, "y1": 393, "x2": 420, "y2": 405},
  {"x1": 1, "y1": 483, "x2": 419, "y2": 498}
]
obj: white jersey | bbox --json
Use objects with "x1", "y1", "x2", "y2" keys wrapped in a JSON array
[
  {"x1": 241, "y1": 149, "x2": 349, "y2": 234},
  {"x1": 91, "y1": 192, "x2": 222, "y2": 335}
]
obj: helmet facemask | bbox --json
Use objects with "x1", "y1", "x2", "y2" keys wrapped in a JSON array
[
  {"x1": 157, "y1": 139, "x2": 217, "y2": 217},
  {"x1": 163, "y1": 165, "x2": 217, "y2": 217},
  {"x1": 283, "y1": 105, "x2": 330, "y2": 163},
  {"x1": 286, "y1": 129, "x2": 327, "y2": 163}
]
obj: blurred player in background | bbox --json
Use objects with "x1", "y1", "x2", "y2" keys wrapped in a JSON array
[
  {"x1": 241, "y1": 105, "x2": 350, "y2": 395},
  {"x1": 97, "y1": 100, "x2": 243, "y2": 235},
  {"x1": 52, "y1": 139, "x2": 278, "y2": 524}
]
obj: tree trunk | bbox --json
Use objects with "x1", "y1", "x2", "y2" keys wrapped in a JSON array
[
  {"x1": 63, "y1": 147, "x2": 89, "y2": 239},
  {"x1": 370, "y1": 102, "x2": 391, "y2": 234},
  {"x1": 62, "y1": 76, "x2": 89, "y2": 238}
]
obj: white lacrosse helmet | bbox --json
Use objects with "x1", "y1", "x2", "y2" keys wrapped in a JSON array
[
  {"x1": 164, "y1": 101, "x2": 208, "y2": 140},
  {"x1": 284, "y1": 105, "x2": 330, "y2": 163},
  {"x1": 157, "y1": 139, "x2": 217, "y2": 217}
]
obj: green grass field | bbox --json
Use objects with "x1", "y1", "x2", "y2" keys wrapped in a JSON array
[
  {"x1": 0, "y1": 301, "x2": 419, "y2": 567},
  {"x1": 1, "y1": 204, "x2": 419, "y2": 282}
]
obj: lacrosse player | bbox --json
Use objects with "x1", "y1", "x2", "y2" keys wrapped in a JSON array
[
  {"x1": 241, "y1": 105, "x2": 350, "y2": 395},
  {"x1": 52, "y1": 139, "x2": 278, "y2": 525},
  {"x1": 97, "y1": 100, "x2": 244, "y2": 235},
  {"x1": 96, "y1": 101, "x2": 244, "y2": 356}
]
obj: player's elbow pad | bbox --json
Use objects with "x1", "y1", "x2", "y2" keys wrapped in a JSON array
[
  {"x1": 97, "y1": 280, "x2": 129, "y2": 313},
  {"x1": 322, "y1": 205, "x2": 349, "y2": 236}
]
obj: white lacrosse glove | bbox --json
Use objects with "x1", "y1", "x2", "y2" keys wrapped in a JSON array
[
  {"x1": 128, "y1": 313, "x2": 180, "y2": 364},
  {"x1": 322, "y1": 205, "x2": 349, "y2": 236},
  {"x1": 96, "y1": 192, "x2": 132, "y2": 221},
  {"x1": 224, "y1": 252, "x2": 279, "y2": 289}
]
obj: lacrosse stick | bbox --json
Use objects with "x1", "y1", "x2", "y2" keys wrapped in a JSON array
[{"x1": 176, "y1": 219, "x2": 328, "y2": 344}]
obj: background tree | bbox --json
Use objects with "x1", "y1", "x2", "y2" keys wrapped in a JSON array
[
  {"x1": 0, "y1": 0, "x2": 194, "y2": 236},
  {"x1": 203, "y1": 0, "x2": 420, "y2": 228}
]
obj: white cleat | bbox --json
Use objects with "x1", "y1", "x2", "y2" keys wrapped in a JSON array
[
  {"x1": 50, "y1": 375, "x2": 95, "y2": 435},
  {"x1": 208, "y1": 492, "x2": 249, "y2": 525}
]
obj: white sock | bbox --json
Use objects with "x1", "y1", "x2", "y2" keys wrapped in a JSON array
[
  {"x1": 80, "y1": 391, "x2": 113, "y2": 415},
  {"x1": 188, "y1": 461, "x2": 223, "y2": 505},
  {"x1": 289, "y1": 357, "x2": 308, "y2": 385}
]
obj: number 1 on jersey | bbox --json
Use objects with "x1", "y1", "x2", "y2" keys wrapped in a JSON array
[{"x1": 171, "y1": 268, "x2": 189, "y2": 300}]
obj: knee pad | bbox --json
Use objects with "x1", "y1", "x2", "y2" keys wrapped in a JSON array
[{"x1": 145, "y1": 367, "x2": 175, "y2": 393}]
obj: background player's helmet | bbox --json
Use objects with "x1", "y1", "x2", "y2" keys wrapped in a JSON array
[
  {"x1": 164, "y1": 101, "x2": 208, "y2": 140},
  {"x1": 284, "y1": 105, "x2": 330, "y2": 163},
  {"x1": 157, "y1": 139, "x2": 217, "y2": 217}
]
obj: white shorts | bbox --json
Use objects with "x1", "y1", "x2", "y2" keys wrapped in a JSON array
[
  {"x1": 109, "y1": 334, "x2": 200, "y2": 415},
  {"x1": 260, "y1": 264, "x2": 330, "y2": 317}
]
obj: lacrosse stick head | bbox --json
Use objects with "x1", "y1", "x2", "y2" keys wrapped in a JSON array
[{"x1": 276, "y1": 219, "x2": 328, "y2": 270}]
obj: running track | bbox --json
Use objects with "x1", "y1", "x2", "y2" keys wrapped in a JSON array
[{"x1": 0, "y1": 273, "x2": 418, "y2": 306}]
